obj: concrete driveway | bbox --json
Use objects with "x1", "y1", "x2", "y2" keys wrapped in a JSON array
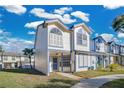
[{"x1": 72, "y1": 74, "x2": 124, "y2": 88}]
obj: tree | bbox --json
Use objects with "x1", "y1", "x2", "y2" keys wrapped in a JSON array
[
  {"x1": 0, "y1": 46, "x2": 4, "y2": 68},
  {"x1": 22, "y1": 48, "x2": 34, "y2": 69},
  {"x1": 112, "y1": 14, "x2": 124, "y2": 33}
]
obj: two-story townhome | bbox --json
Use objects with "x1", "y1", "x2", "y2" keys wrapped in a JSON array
[
  {"x1": 71, "y1": 23, "x2": 93, "y2": 72},
  {"x1": 35, "y1": 19, "x2": 94, "y2": 75},
  {"x1": 107, "y1": 41, "x2": 121, "y2": 65},
  {"x1": 0, "y1": 52, "x2": 19, "y2": 69},
  {"x1": 35, "y1": 19, "x2": 71, "y2": 75},
  {"x1": 92, "y1": 36, "x2": 112, "y2": 68}
]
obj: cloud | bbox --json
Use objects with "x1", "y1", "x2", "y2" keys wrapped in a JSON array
[
  {"x1": 1, "y1": 5, "x2": 27, "y2": 15},
  {"x1": 30, "y1": 8, "x2": 76, "y2": 24},
  {"x1": 71, "y1": 11, "x2": 90, "y2": 22},
  {"x1": 24, "y1": 21, "x2": 44, "y2": 29},
  {"x1": 27, "y1": 31, "x2": 36, "y2": 35},
  {"x1": 0, "y1": 29, "x2": 4, "y2": 34},
  {"x1": 0, "y1": 37, "x2": 34, "y2": 53},
  {"x1": 0, "y1": 29, "x2": 34, "y2": 52},
  {"x1": 100, "y1": 33, "x2": 115, "y2": 42},
  {"x1": 103, "y1": 5, "x2": 123, "y2": 9},
  {"x1": 54, "y1": 7, "x2": 72, "y2": 15},
  {"x1": 0, "y1": 29, "x2": 11, "y2": 36},
  {"x1": 95, "y1": 33, "x2": 99, "y2": 37},
  {"x1": 117, "y1": 32, "x2": 124, "y2": 38}
]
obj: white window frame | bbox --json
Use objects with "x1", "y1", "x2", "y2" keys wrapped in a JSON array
[
  {"x1": 77, "y1": 28, "x2": 87, "y2": 46},
  {"x1": 49, "y1": 28, "x2": 63, "y2": 47}
]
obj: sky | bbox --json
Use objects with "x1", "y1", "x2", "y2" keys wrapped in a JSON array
[{"x1": 0, "y1": 5, "x2": 124, "y2": 52}]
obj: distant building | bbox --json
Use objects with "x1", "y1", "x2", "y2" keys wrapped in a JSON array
[{"x1": 0, "y1": 52, "x2": 34, "y2": 70}]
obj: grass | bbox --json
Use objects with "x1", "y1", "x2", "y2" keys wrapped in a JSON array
[
  {"x1": 73, "y1": 69, "x2": 124, "y2": 79},
  {"x1": 0, "y1": 68, "x2": 78, "y2": 88},
  {"x1": 100, "y1": 79, "x2": 124, "y2": 88}
]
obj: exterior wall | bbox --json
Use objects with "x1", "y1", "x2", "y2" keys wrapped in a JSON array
[
  {"x1": 73, "y1": 26, "x2": 90, "y2": 51},
  {"x1": 48, "y1": 25, "x2": 71, "y2": 51},
  {"x1": 94, "y1": 41, "x2": 107, "y2": 53},
  {"x1": 121, "y1": 56, "x2": 124, "y2": 65},
  {"x1": 75, "y1": 54, "x2": 91, "y2": 72},
  {"x1": 3, "y1": 56, "x2": 18, "y2": 63},
  {"x1": 49, "y1": 56, "x2": 53, "y2": 72},
  {"x1": 35, "y1": 25, "x2": 49, "y2": 75},
  {"x1": 90, "y1": 55, "x2": 97, "y2": 70}
]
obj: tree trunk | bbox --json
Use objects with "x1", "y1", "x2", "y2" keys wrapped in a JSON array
[
  {"x1": 29, "y1": 56, "x2": 32, "y2": 69},
  {"x1": 19, "y1": 56, "x2": 22, "y2": 68},
  {"x1": 1, "y1": 51, "x2": 3, "y2": 69}
]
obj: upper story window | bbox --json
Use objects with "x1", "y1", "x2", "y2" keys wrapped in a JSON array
[
  {"x1": 96, "y1": 43, "x2": 100, "y2": 50},
  {"x1": 23, "y1": 57, "x2": 29, "y2": 62},
  {"x1": 121, "y1": 47, "x2": 124, "y2": 53},
  {"x1": 4, "y1": 56, "x2": 8, "y2": 61},
  {"x1": 77, "y1": 28, "x2": 87, "y2": 46},
  {"x1": 12, "y1": 56, "x2": 16, "y2": 60},
  {"x1": 49, "y1": 28, "x2": 63, "y2": 47}
]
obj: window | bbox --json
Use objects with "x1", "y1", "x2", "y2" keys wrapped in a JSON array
[
  {"x1": 4, "y1": 56, "x2": 8, "y2": 60},
  {"x1": 49, "y1": 28, "x2": 63, "y2": 47},
  {"x1": 96, "y1": 43, "x2": 100, "y2": 50},
  {"x1": 77, "y1": 28, "x2": 87, "y2": 46},
  {"x1": 78, "y1": 55, "x2": 88, "y2": 67},
  {"x1": 12, "y1": 57, "x2": 16, "y2": 60},
  {"x1": 60, "y1": 55, "x2": 70, "y2": 67},
  {"x1": 25, "y1": 58, "x2": 29, "y2": 62},
  {"x1": 83, "y1": 34, "x2": 87, "y2": 45}
]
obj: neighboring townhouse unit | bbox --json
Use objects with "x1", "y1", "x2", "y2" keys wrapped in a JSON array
[
  {"x1": 119, "y1": 45, "x2": 124, "y2": 65},
  {"x1": 0, "y1": 52, "x2": 34, "y2": 70},
  {"x1": 35, "y1": 19, "x2": 124, "y2": 75}
]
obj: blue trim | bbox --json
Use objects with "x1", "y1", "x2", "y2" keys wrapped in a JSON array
[{"x1": 78, "y1": 66, "x2": 88, "y2": 68}]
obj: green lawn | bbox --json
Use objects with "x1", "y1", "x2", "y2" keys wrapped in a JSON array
[
  {"x1": 100, "y1": 79, "x2": 124, "y2": 88},
  {"x1": 73, "y1": 70, "x2": 124, "y2": 79},
  {"x1": 0, "y1": 69, "x2": 78, "y2": 88}
]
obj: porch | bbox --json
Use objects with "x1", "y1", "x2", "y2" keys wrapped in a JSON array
[{"x1": 49, "y1": 50, "x2": 72, "y2": 73}]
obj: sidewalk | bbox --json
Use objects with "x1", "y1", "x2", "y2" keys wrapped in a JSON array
[
  {"x1": 72, "y1": 74, "x2": 124, "y2": 88},
  {"x1": 57, "y1": 72, "x2": 81, "y2": 80}
]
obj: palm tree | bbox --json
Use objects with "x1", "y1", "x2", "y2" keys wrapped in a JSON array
[
  {"x1": 112, "y1": 14, "x2": 124, "y2": 33},
  {"x1": 22, "y1": 48, "x2": 34, "y2": 69},
  {"x1": 0, "y1": 46, "x2": 4, "y2": 67}
]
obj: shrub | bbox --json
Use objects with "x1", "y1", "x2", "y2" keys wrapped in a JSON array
[
  {"x1": 97, "y1": 63, "x2": 104, "y2": 71},
  {"x1": 108, "y1": 64, "x2": 120, "y2": 72}
]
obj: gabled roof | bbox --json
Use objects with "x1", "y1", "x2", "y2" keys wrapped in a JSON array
[
  {"x1": 71, "y1": 23, "x2": 92, "y2": 34},
  {"x1": 93, "y1": 36, "x2": 106, "y2": 43},
  {"x1": 37, "y1": 19, "x2": 71, "y2": 33},
  {"x1": 107, "y1": 41, "x2": 120, "y2": 47}
]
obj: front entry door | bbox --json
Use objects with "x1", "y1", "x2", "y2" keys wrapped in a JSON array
[{"x1": 53, "y1": 58, "x2": 58, "y2": 71}]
